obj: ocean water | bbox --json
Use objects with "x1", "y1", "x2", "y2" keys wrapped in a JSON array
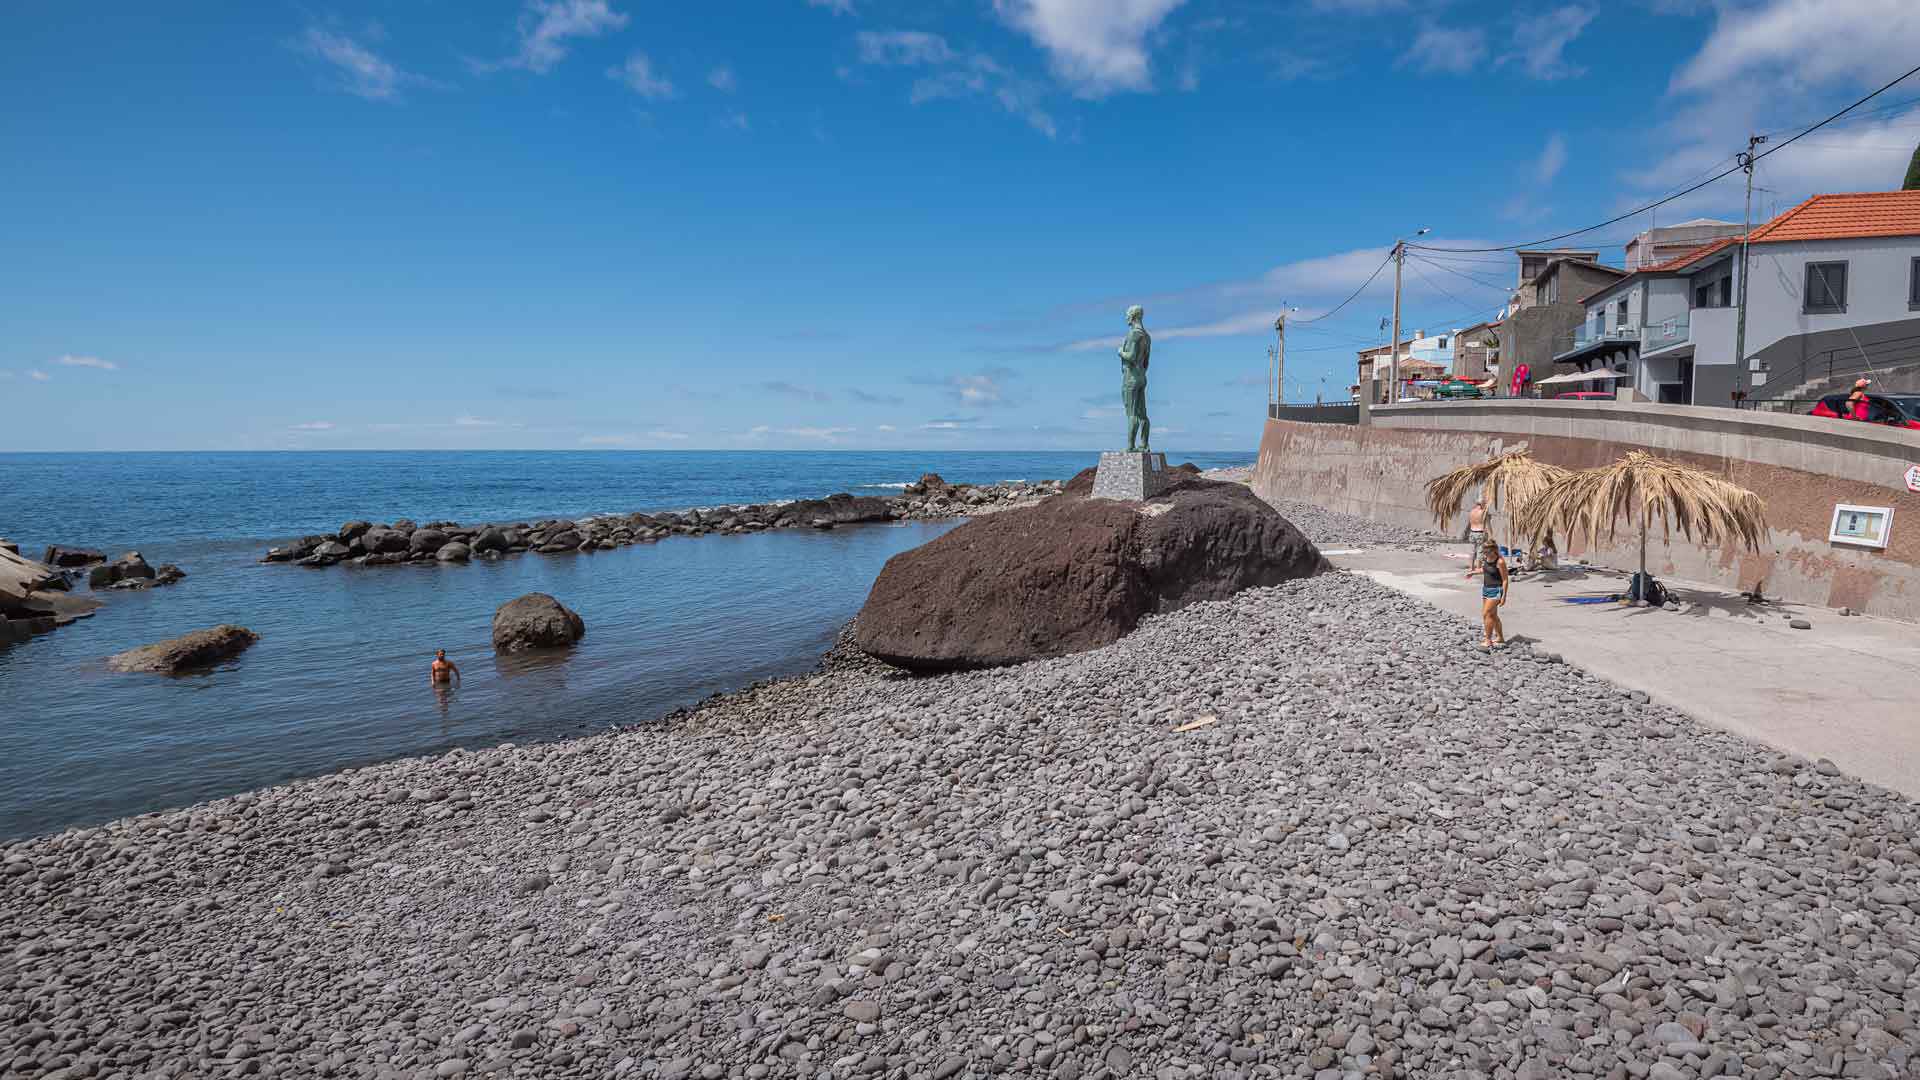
[{"x1": 0, "y1": 450, "x2": 1254, "y2": 839}]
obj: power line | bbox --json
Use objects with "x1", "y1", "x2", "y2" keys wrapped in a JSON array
[
  {"x1": 1292, "y1": 250, "x2": 1394, "y2": 324},
  {"x1": 1406, "y1": 259, "x2": 1504, "y2": 319},
  {"x1": 1412, "y1": 254, "x2": 1515, "y2": 291},
  {"x1": 1410, "y1": 62, "x2": 1920, "y2": 254}
]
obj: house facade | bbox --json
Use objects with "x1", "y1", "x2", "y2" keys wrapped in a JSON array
[
  {"x1": 1623, "y1": 219, "x2": 1743, "y2": 270},
  {"x1": 1351, "y1": 330, "x2": 1454, "y2": 401},
  {"x1": 1549, "y1": 191, "x2": 1920, "y2": 406},
  {"x1": 1497, "y1": 256, "x2": 1625, "y2": 394}
]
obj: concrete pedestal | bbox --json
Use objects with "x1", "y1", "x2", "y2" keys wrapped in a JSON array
[{"x1": 1091, "y1": 451, "x2": 1170, "y2": 501}]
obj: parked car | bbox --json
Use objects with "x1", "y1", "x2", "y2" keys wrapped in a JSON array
[
  {"x1": 1555, "y1": 391, "x2": 1613, "y2": 401},
  {"x1": 1434, "y1": 379, "x2": 1485, "y2": 399},
  {"x1": 1808, "y1": 393, "x2": 1920, "y2": 430}
]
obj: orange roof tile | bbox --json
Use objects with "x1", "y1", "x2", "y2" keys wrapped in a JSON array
[{"x1": 1745, "y1": 190, "x2": 1920, "y2": 244}]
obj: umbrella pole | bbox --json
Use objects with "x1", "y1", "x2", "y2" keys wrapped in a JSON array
[{"x1": 1638, "y1": 507, "x2": 1649, "y2": 597}]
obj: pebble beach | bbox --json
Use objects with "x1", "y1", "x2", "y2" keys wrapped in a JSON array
[{"x1": 5, "y1": 504, "x2": 1920, "y2": 1080}]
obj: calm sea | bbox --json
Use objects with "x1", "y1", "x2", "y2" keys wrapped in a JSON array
[{"x1": 0, "y1": 450, "x2": 1253, "y2": 839}]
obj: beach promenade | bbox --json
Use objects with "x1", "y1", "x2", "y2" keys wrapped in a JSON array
[{"x1": 1331, "y1": 545, "x2": 1920, "y2": 800}]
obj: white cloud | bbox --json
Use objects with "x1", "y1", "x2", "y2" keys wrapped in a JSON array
[
  {"x1": 912, "y1": 370, "x2": 1015, "y2": 406},
  {"x1": 647, "y1": 429, "x2": 690, "y2": 440},
  {"x1": 708, "y1": 65, "x2": 738, "y2": 92},
  {"x1": 56, "y1": 354, "x2": 118, "y2": 371},
  {"x1": 857, "y1": 32, "x2": 1057, "y2": 137},
  {"x1": 291, "y1": 421, "x2": 336, "y2": 431},
  {"x1": 294, "y1": 26, "x2": 420, "y2": 101},
  {"x1": 992, "y1": 0, "x2": 1188, "y2": 97},
  {"x1": 1508, "y1": 6, "x2": 1593, "y2": 81},
  {"x1": 722, "y1": 108, "x2": 751, "y2": 131},
  {"x1": 584, "y1": 431, "x2": 688, "y2": 444},
  {"x1": 876, "y1": 423, "x2": 897, "y2": 432},
  {"x1": 1397, "y1": 25, "x2": 1487, "y2": 76},
  {"x1": 512, "y1": 0, "x2": 628, "y2": 74},
  {"x1": 1630, "y1": 0, "x2": 1920, "y2": 215},
  {"x1": 807, "y1": 0, "x2": 856, "y2": 13},
  {"x1": 455, "y1": 415, "x2": 503, "y2": 427},
  {"x1": 1534, "y1": 132, "x2": 1568, "y2": 184},
  {"x1": 1671, "y1": 0, "x2": 1920, "y2": 95},
  {"x1": 29, "y1": 370, "x2": 51, "y2": 382},
  {"x1": 748, "y1": 424, "x2": 854, "y2": 440},
  {"x1": 856, "y1": 30, "x2": 956, "y2": 67},
  {"x1": 610, "y1": 52, "x2": 675, "y2": 98},
  {"x1": 764, "y1": 380, "x2": 830, "y2": 401},
  {"x1": 921, "y1": 417, "x2": 984, "y2": 430}
]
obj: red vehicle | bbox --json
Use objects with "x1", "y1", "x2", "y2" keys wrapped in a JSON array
[
  {"x1": 1555, "y1": 391, "x2": 1613, "y2": 400},
  {"x1": 1809, "y1": 393, "x2": 1920, "y2": 430}
]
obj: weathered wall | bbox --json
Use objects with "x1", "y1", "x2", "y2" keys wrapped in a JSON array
[{"x1": 1254, "y1": 399, "x2": 1920, "y2": 620}]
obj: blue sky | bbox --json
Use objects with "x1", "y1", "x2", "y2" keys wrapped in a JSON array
[{"x1": 3, "y1": 0, "x2": 1917, "y2": 451}]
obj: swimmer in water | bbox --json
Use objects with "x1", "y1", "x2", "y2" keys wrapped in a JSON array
[{"x1": 430, "y1": 649, "x2": 461, "y2": 687}]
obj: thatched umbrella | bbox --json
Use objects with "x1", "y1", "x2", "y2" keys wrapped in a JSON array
[
  {"x1": 1424, "y1": 448, "x2": 1571, "y2": 552},
  {"x1": 1515, "y1": 450, "x2": 1767, "y2": 582}
]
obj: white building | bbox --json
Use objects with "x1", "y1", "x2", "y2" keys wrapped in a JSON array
[
  {"x1": 1623, "y1": 218, "x2": 1744, "y2": 271},
  {"x1": 1553, "y1": 191, "x2": 1920, "y2": 406}
]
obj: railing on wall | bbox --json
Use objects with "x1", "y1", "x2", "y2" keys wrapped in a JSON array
[{"x1": 1269, "y1": 402, "x2": 1361, "y2": 424}]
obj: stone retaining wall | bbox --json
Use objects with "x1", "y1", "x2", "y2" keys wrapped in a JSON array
[{"x1": 1254, "y1": 400, "x2": 1920, "y2": 620}]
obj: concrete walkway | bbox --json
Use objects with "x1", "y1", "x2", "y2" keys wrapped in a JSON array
[{"x1": 1330, "y1": 545, "x2": 1920, "y2": 799}]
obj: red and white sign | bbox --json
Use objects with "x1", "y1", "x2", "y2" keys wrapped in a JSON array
[{"x1": 1907, "y1": 465, "x2": 1920, "y2": 494}]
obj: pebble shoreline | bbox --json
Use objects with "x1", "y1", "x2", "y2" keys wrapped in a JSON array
[{"x1": 5, "y1": 505, "x2": 1920, "y2": 1079}]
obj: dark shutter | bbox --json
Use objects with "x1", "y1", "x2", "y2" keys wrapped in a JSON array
[{"x1": 1804, "y1": 262, "x2": 1847, "y2": 314}]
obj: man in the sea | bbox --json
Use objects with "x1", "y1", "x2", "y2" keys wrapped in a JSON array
[{"x1": 430, "y1": 650, "x2": 460, "y2": 687}]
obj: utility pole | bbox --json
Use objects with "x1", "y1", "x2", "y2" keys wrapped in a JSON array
[
  {"x1": 1272, "y1": 308, "x2": 1295, "y2": 407},
  {"x1": 1733, "y1": 133, "x2": 1767, "y2": 405},
  {"x1": 1389, "y1": 243, "x2": 1404, "y2": 403},
  {"x1": 1387, "y1": 229, "x2": 1429, "y2": 404}
]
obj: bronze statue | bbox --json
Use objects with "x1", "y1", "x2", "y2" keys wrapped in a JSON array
[{"x1": 1118, "y1": 305, "x2": 1151, "y2": 452}]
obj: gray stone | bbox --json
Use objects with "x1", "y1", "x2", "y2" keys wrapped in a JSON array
[{"x1": 1090, "y1": 451, "x2": 1171, "y2": 501}]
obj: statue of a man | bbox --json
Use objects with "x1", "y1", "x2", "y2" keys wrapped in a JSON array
[{"x1": 1118, "y1": 305, "x2": 1151, "y2": 452}]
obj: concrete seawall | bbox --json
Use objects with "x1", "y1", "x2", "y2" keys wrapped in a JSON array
[{"x1": 1253, "y1": 399, "x2": 1920, "y2": 620}]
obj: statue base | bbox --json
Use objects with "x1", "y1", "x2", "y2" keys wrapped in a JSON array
[{"x1": 1091, "y1": 451, "x2": 1170, "y2": 501}]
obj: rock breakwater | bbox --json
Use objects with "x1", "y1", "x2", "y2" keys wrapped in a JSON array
[
  {"x1": 6, "y1": 553, "x2": 1919, "y2": 1077},
  {"x1": 259, "y1": 476, "x2": 1065, "y2": 569}
]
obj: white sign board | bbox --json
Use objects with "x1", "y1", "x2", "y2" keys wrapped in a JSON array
[
  {"x1": 1906, "y1": 465, "x2": 1920, "y2": 494},
  {"x1": 1830, "y1": 504, "x2": 1894, "y2": 550}
]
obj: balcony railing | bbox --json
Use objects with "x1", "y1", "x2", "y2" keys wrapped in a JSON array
[
  {"x1": 1553, "y1": 322, "x2": 1642, "y2": 360},
  {"x1": 1641, "y1": 317, "x2": 1690, "y2": 353}
]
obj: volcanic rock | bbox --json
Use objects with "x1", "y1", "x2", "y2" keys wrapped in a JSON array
[
  {"x1": 436, "y1": 542, "x2": 471, "y2": 563},
  {"x1": 854, "y1": 472, "x2": 1326, "y2": 671},
  {"x1": 408, "y1": 528, "x2": 450, "y2": 555},
  {"x1": 362, "y1": 528, "x2": 410, "y2": 555},
  {"x1": 106, "y1": 625, "x2": 259, "y2": 674},
  {"x1": 88, "y1": 551, "x2": 156, "y2": 589},
  {"x1": 472, "y1": 527, "x2": 509, "y2": 554},
  {"x1": 42, "y1": 546, "x2": 105, "y2": 568},
  {"x1": 338, "y1": 520, "x2": 373, "y2": 542},
  {"x1": 492, "y1": 593, "x2": 585, "y2": 653}
]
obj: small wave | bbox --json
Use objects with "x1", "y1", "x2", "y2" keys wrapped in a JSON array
[{"x1": 859, "y1": 482, "x2": 913, "y2": 490}]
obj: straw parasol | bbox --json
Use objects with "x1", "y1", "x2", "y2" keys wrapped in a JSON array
[
  {"x1": 1514, "y1": 450, "x2": 1767, "y2": 582},
  {"x1": 1424, "y1": 448, "x2": 1571, "y2": 550}
]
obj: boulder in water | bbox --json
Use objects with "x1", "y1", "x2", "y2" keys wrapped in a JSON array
[
  {"x1": 408, "y1": 528, "x2": 450, "y2": 555},
  {"x1": 43, "y1": 546, "x2": 105, "y2": 568},
  {"x1": 89, "y1": 552, "x2": 156, "y2": 589},
  {"x1": 107, "y1": 625, "x2": 259, "y2": 673},
  {"x1": 339, "y1": 520, "x2": 373, "y2": 542},
  {"x1": 853, "y1": 473, "x2": 1326, "y2": 672},
  {"x1": 492, "y1": 593, "x2": 585, "y2": 653},
  {"x1": 436, "y1": 542, "x2": 471, "y2": 562}
]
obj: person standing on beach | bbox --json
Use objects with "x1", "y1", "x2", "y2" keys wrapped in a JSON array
[
  {"x1": 430, "y1": 650, "x2": 460, "y2": 687},
  {"x1": 1464, "y1": 499, "x2": 1489, "y2": 577},
  {"x1": 1480, "y1": 539, "x2": 1509, "y2": 649}
]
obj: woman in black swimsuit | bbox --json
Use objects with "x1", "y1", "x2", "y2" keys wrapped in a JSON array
[{"x1": 1480, "y1": 539, "x2": 1509, "y2": 649}]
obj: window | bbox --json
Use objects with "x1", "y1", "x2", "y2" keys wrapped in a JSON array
[
  {"x1": 1910, "y1": 256, "x2": 1919, "y2": 308},
  {"x1": 1615, "y1": 298, "x2": 1630, "y2": 329},
  {"x1": 1804, "y1": 261, "x2": 1848, "y2": 314}
]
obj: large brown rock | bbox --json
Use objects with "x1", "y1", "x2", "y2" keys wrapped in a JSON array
[
  {"x1": 492, "y1": 593, "x2": 585, "y2": 652},
  {"x1": 107, "y1": 625, "x2": 259, "y2": 673},
  {"x1": 853, "y1": 473, "x2": 1327, "y2": 671}
]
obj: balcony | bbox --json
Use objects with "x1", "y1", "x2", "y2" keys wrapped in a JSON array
[
  {"x1": 1640, "y1": 316, "x2": 1690, "y2": 356},
  {"x1": 1552, "y1": 322, "x2": 1642, "y2": 363}
]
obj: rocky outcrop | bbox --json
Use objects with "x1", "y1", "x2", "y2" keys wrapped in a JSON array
[
  {"x1": 88, "y1": 552, "x2": 157, "y2": 589},
  {"x1": 492, "y1": 593, "x2": 585, "y2": 653},
  {"x1": 853, "y1": 473, "x2": 1327, "y2": 672},
  {"x1": 255, "y1": 478, "x2": 1065, "y2": 571},
  {"x1": 108, "y1": 564, "x2": 185, "y2": 591},
  {"x1": 106, "y1": 625, "x2": 259, "y2": 674},
  {"x1": 3, "y1": 548, "x2": 103, "y2": 643},
  {"x1": 435, "y1": 542, "x2": 471, "y2": 562},
  {"x1": 42, "y1": 546, "x2": 105, "y2": 568}
]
